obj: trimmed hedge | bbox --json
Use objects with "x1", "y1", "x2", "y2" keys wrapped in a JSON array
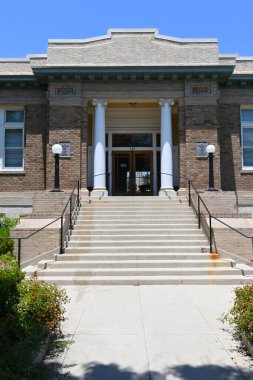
[
  {"x1": 0, "y1": 252, "x2": 69, "y2": 379},
  {"x1": 0, "y1": 216, "x2": 19, "y2": 255},
  {"x1": 225, "y1": 284, "x2": 253, "y2": 343},
  {"x1": 0, "y1": 253, "x2": 24, "y2": 317}
]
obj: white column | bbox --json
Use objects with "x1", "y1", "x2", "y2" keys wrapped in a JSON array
[
  {"x1": 91, "y1": 99, "x2": 108, "y2": 197},
  {"x1": 159, "y1": 98, "x2": 174, "y2": 195}
]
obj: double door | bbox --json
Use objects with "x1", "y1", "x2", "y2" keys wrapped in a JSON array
[{"x1": 112, "y1": 151, "x2": 153, "y2": 196}]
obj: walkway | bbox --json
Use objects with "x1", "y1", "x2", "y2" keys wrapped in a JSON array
[{"x1": 44, "y1": 285, "x2": 253, "y2": 379}]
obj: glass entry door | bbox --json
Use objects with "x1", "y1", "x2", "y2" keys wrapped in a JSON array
[{"x1": 112, "y1": 151, "x2": 153, "y2": 195}]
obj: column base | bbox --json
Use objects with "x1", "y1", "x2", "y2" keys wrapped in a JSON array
[
  {"x1": 159, "y1": 188, "x2": 177, "y2": 197},
  {"x1": 90, "y1": 189, "x2": 108, "y2": 198},
  {"x1": 80, "y1": 189, "x2": 90, "y2": 197}
]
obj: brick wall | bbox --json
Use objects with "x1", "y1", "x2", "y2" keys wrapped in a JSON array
[
  {"x1": 184, "y1": 104, "x2": 220, "y2": 190},
  {"x1": 11, "y1": 226, "x2": 61, "y2": 264},
  {"x1": 1, "y1": 82, "x2": 253, "y2": 193},
  {"x1": 32, "y1": 191, "x2": 70, "y2": 218},
  {"x1": 219, "y1": 103, "x2": 253, "y2": 191},
  {"x1": 219, "y1": 104, "x2": 240, "y2": 191},
  {"x1": 219, "y1": 87, "x2": 253, "y2": 191},
  {"x1": 46, "y1": 105, "x2": 83, "y2": 190},
  {"x1": 0, "y1": 104, "x2": 47, "y2": 191},
  {"x1": 213, "y1": 228, "x2": 253, "y2": 261}
]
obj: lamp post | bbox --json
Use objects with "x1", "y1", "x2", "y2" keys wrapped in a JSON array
[
  {"x1": 52, "y1": 144, "x2": 63, "y2": 192},
  {"x1": 206, "y1": 144, "x2": 216, "y2": 191}
]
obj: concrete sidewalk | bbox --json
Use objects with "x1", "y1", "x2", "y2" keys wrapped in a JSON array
[{"x1": 45, "y1": 285, "x2": 253, "y2": 379}]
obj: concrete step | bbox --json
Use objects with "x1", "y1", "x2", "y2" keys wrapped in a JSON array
[
  {"x1": 61, "y1": 248, "x2": 211, "y2": 261},
  {"x1": 35, "y1": 194, "x2": 252, "y2": 286},
  {"x1": 75, "y1": 219, "x2": 197, "y2": 226},
  {"x1": 67, "y1": 240, "x2": 208, "y2": 248},
  {"x1": 76, "y1": 215, "x2": 196, "y2": 221},
  {"x1": 44, "y1": 259, "x2": 232, "y2": 269},
  {"x1": 74, "y1": 223, "x2": 198, "y2": 230},
  {"x1": 71, "y1": 229, "x2": 204, "y2": 235},
  {"x1": 78, "y1": 205, "x2": 192, "y2": 210},
  {"x1": 56, "y1": 253, "x2": 218, "y2": 261},
  {"x1": 34, "y1": 275, "x2": 253, "y2": 285},
  {"x1": 36, "y1": 267, "x2": 242, "y2": 277},
  {"x1": 80, "y1": 204, "x2": 190, "y2": 208},
  {"x1": 83, "y1": 196, "x2": 187, "y2": 201},
  {"x1": 70, "y1": 232, "x2": 205, "y2": 239},
  {"x1": 64, "y1": 245, "x2": 210, "y2": 254},
  {"x1": 77, "y1": 211, "x2": 194, "y2": 216}
]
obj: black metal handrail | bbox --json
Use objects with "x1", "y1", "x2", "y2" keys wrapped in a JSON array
[
  {"x1": 0, "y1": 172, "x2": 110, "y2": 267},
  {"x1": 2, "y1": 170, "x2": 253, "y2": 266},
  {"x1": 160, "y1": 172, "x2": 253, "y2": 258}
]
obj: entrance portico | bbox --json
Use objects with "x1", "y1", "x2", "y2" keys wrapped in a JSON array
[{"x1": 90, "y1": 98, "x2": 176, "y2": 196}]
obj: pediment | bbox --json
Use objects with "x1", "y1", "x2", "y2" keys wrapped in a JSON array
[{"x1": 47, "y1": 29, "x2": 219, "y2": 67}]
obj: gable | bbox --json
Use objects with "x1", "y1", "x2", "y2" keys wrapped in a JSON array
[{"x1": 47, "y1": 29, "x2": 219, "y2": 67}]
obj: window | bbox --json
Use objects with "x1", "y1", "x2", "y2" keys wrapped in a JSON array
[
  {"x1": 0, "y1": 108, "x2": 24, "y2": 170},
  {"x1": 112, "y1": 134, "x2": 152, "y2": 147}
]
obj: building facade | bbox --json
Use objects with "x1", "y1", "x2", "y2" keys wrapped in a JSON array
[{"x1": 0, "y1": 29, "x2": 253, "y2": 195}]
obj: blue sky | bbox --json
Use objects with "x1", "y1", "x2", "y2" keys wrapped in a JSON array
[{"x1": 1, "y1": 0, "x2": 252, "y2": 57}]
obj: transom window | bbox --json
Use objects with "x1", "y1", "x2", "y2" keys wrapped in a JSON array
[
  {"x1": 0, "y1": 108, "x2": 24, "y2": 170},
  {"x1": 112, "y1": 133, "x2": 152, "y2": 147}
]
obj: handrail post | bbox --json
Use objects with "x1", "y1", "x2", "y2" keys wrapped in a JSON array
[
  {"x1": 188, "y1": 180, "x2": 191, "y2": 207},
  {"x1": 198, "y1": 195, "x2": 200, "y2": 229},
  {"x1": 77, "y1": 180, "x2": 80, "y2": 209},
  {"x1": 18, "y1": 238, "x2": 21, "y2": 268},
  {"x1": 60, "y1": 215, "x2": 64, "y2": 254},
  {"x1": 209, "y1": 214, "x2": 213, "y2": 253},
  {"x1": 69, "y1": 198, "x2": 73, "y2": 230}
]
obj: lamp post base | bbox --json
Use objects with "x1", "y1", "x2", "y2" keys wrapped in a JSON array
[
  {"x1": 50, "y1": 189, "x2": 62, "y2": 193},
  {"x1": 206, "y1": 188, "x2": 219, "y2": 192}
]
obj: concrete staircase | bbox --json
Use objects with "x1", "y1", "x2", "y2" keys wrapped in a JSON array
[{"x1": 35, "y1": 196, "x2": 253, "y2": 285}]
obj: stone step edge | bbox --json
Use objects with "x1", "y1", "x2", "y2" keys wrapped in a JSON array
[
  {"x1": 56, "y1": 256, "x2": 219, "y2": 261},
  {"x1": 37, "y1": 267, "x2": 241, "y2": 274},
  {"x1": 41, "y1": 260, "x2": 232, "y2": 269},
  {"x1": 33, "y1": 275, "x2": 253, "y2": 285}
]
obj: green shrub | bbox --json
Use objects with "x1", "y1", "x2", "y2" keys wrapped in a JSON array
[
  {"x1": 0, "y1": 253, "x2": 24, "y2": 318},
  {"x1": 0, "y1": 216, "x2": 19, "y2": 255},
  {"x1": 223, "y1": 284, "x2": 253, "y2": 343},
  {"x1": 15, "y1": 278, "x2": 69, "y2": 337},
  {"x1": 0, "y1": 273, "x2": 70, "y2": 379},
  {"x1": 0, "y1": 239, "x2": 14, "y2": 255}
]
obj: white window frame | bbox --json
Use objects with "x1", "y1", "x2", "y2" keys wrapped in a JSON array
[{"x1": 0, "y1": 108, "x2": 25, "y2": 171}]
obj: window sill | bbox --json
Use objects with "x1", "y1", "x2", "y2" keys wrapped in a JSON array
[
  {"x1": 0, "y1": 170, "x2": 25, "y2": 175},
  {"x1": 241, "y1": 170, "x2": 253, "y2": 175}
]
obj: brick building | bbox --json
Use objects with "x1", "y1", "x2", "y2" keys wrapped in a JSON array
[{"x1": 0, "y1": 28, "x2": 253, "y2": 196}]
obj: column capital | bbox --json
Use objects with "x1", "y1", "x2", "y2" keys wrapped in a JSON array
[
  {"x1": 92, "y1": 99, "x2": 107, "y2": 107},
  {"x1": 159, "y1": 98, "x2": 174, "y2": 107}
]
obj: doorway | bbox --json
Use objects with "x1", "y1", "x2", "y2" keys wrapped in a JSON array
[{"x1": 112, "y1": 151, "x2": 153, "y2": 195}]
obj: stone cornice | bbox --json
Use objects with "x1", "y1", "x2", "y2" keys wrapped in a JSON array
[{"x1": 32, "y1": 65, "x2": 235, "y2": 84}]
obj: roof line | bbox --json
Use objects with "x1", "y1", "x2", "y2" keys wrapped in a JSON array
[
  {"x1": 0, "y1": 58, "x2": 29, "y2": 62},
  {"x1": 48, "y1": 28, "x2": 218, "y2": 45},
  {"x1": 236, "y1": 57, "x2": 253, "y2": 61},
  {"x1": 27, "y1": 54, "x2": 47, "y2": 59}
]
